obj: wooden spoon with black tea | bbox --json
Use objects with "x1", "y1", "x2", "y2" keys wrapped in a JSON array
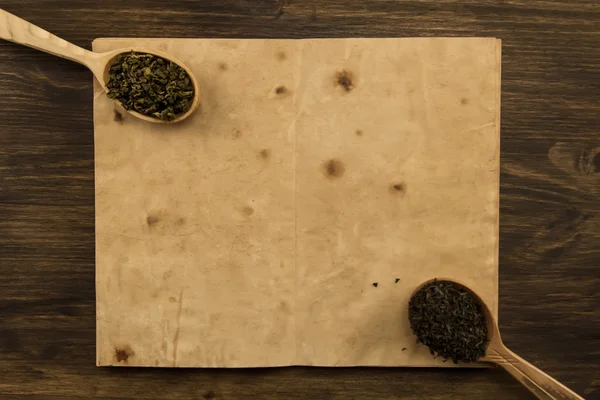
[
  {"x1": 410, "y1": 279, "x2": 584, "y2": 400},
  {"x1": 0, "y1": 8, "x2": 200, "y2": 123}
]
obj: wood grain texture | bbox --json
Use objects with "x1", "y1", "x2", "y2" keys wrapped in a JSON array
[{"x1": 0, "y1": 0, "x2": 598, "y2": 399}]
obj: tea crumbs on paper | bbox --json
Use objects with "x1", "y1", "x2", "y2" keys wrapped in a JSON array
[{"x1": 106, "y1": 51, "x2": 194, "y2": 121}]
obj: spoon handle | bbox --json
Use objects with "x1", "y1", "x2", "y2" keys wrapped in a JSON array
[
  {"x1": 487, "y1": 346, "x2": 584, "y2": 400},
  {"x1": 0, "y1": 8, "x2": 98, "y2": 69}
]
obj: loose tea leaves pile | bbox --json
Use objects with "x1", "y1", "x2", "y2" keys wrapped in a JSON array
[
  {"x1": 106, "y1": 52, "x2": 194, "y2": 121},
  {"x1": 408, "y1": 280, "x2": 488, "y2": 363}
]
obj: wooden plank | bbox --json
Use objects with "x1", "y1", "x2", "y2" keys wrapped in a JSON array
[{"x1": 0, "y1": 0, "x2": 598, "y2": 398}]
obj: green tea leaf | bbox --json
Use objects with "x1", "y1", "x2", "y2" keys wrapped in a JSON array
[{"x1": 106, "y1": 51, "x2": 194, "y2": 121}]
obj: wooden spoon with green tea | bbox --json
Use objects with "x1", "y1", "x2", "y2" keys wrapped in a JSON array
[
  {"x1": 0, "y1": 8, "x2": 200, "y2": 123},
  {"x1": 409, "y1": 279, "x2": 584, "y2": 400}
]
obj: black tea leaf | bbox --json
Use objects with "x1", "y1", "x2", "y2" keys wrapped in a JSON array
[{"x1": 408, "y1": 280, "x2": 488, "y2": 363}]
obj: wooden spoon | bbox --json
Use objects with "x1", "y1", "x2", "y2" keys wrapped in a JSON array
[
  {"x1": 411, "y1": 279, "x2": 584, "y2": 400},
  {"x1": 0, "y1": 8, "x2": 200, "y2": 123}
]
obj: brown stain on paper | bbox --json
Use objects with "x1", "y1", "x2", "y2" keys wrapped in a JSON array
[
  {"x1": 276, "y1": 51, "x2": 286, "y2": 61},
  {"x1": 259, "y1": 148, "x2": 271, "y2": 160},
  {"x1": 115, "y1": 345, "x2": 134, "y2": 363},
  {"x1": 389, "y1": 182, "x2": 406, "y2": 194},
  {"x1": 323, "y1": 159, "x2": 345, "y2": 179},
  {"x1": 336, "y1": 70, "x2": 355, "y2": 92},
  {"x1": 218, "y1": 62, "x2": 228, "y2": 71},
  {"x1": 275, "y1": 86, "x2": 288, "y2": 95},
  {"x1": 146, "y1": 215, "x2": 160, "y2": 226}
]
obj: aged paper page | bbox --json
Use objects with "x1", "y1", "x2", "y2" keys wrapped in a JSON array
[
  {"x1": 294, "y1": 38, "x2": 500, "y2": 366},
  {"x1": 94, "y1": 39, "x2": 298, "y2": 367}
]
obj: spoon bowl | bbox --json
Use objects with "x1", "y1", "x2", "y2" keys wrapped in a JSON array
[
  {"x1": 410, "y1": 278, "x2": 583, "y2": 400},
  {"x1": 0, "y1": 8, "x2": 200, "y2": 123},
  {"x1": 96, "y1": 47, "x2": 200, "y2": 123}
]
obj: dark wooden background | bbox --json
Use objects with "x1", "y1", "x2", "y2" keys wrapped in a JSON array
[{"x1": 1, "y1": 1, "x2": 599, "y2": 399}]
